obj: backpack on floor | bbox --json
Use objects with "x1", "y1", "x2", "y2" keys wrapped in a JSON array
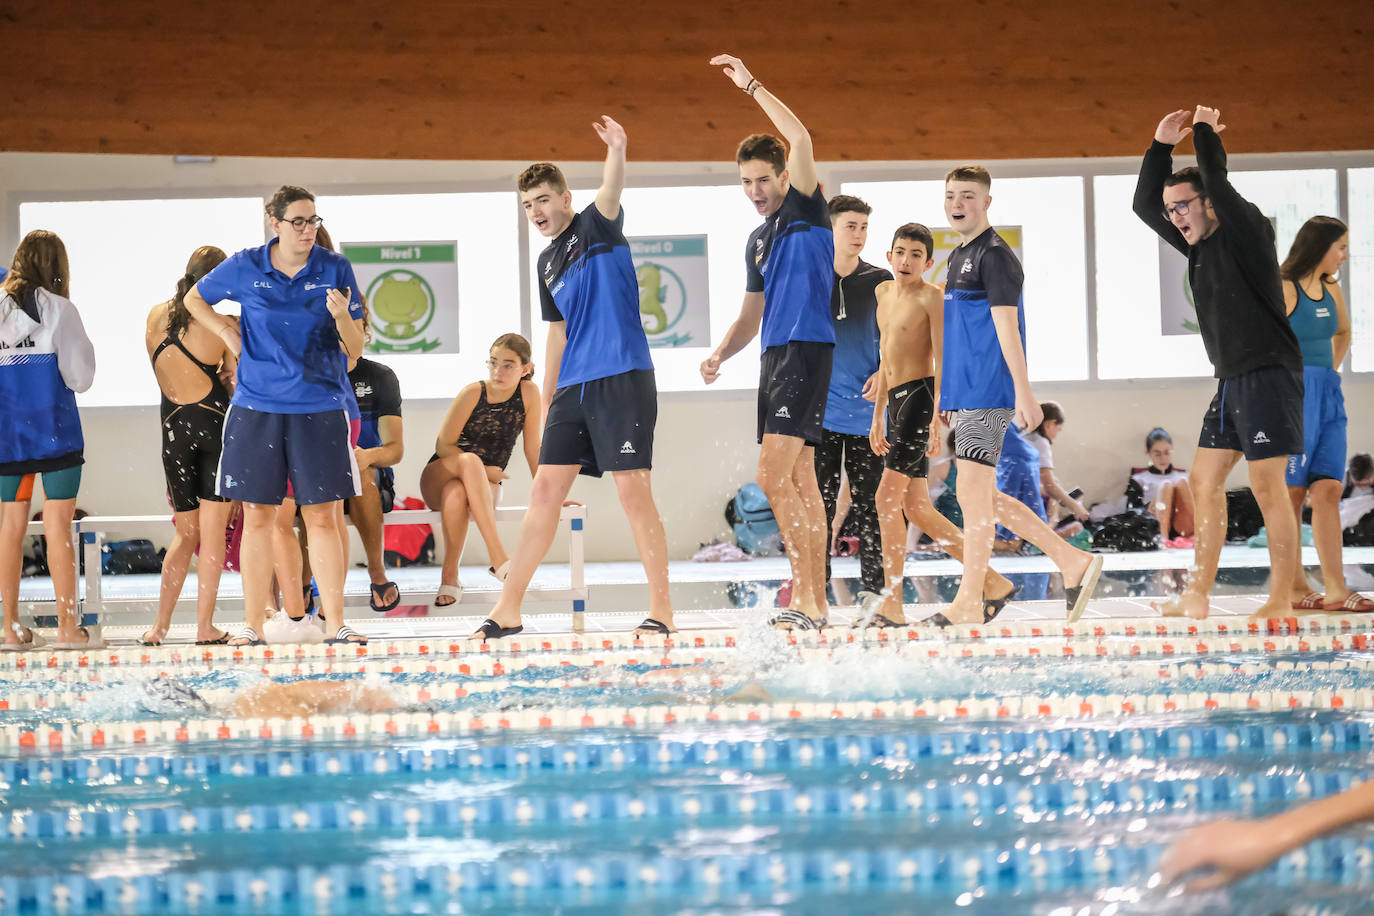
[
  {"x1": 383, "y1": 496, "x2": 435, "y2": 567},
  {"x1": 1090, "y1": 510, "x2": 1159, "y2": 552},
  {"x1": 1225, "y1": 488, "x2": 1264, "y2": 541},
  {"x1": 724, "y1": 483, "x2": 782, "y2": 556},
  {"x1": 101, "y1": 538, "x2": 164, "y2": 574}
]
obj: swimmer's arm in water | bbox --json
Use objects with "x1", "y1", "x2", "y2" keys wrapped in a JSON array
[
  {"x1": 1159, "y1": 778, "x2": 1374, "y2": 892},
  {"x1": 230, "y1": 681, "x2": 398, "y2": 719}
]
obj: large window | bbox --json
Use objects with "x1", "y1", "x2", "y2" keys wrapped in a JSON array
[
  {"x1": 316, "y1": 191, "x2": 520, "y2": 400},
  {"x1": 523, "y1": 183, "x2": 764, "y2": 392},
  {"x1": 1348, "y1": 169, "x2": 1374, "y2": 372},
  {"x1": 840, "y1": 176, "x2": 1090, "y2": 382},
  {"x1": 18, "y1": 197, "x2": 265, "y2": 407},
  {"x1": 1095, "y1": 168, "x2": 1339, "y2": 379}
]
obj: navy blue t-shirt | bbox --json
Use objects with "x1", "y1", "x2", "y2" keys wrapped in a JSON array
[
  {"x1": 348, "y1": 357, "x2": 402, "y2": 449},
  {"x1": 538, "y1": 203, "x2": 654, "y2": 388},
  {"x1": 825, "y1": 260, "x2": 891, "y2": 435},
  {"x1": 745, "y1": 185, "x2": 836, "y2": 349},
  {"x1": 198, "y1": 239, "x2": 363, "y2": 413},
  {"x1": 941, "y1": 227, "x2": 1025, "y2": 411}
]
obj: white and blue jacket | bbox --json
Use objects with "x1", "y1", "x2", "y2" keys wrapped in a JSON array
[{"x1": 0, "y1": 288, "x2": 96, "y2": 473}]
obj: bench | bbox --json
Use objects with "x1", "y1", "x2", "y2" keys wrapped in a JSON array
[{"x1": 14, "y1": 505, "x2": 590, "y2": 632}]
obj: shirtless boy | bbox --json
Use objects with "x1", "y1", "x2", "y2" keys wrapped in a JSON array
[{"x1": 867, "y1": 223, "x2": 1016, "y2": 626}]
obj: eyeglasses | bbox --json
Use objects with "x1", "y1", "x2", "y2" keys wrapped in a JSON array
[
  {"x1": 280, "y1": 215, "x2": 324, "y2": 232},
  {"x1": 1162, "y1": 195, "x2": 1204, "y2": 220},
  {"x1": 486, "y1": 358, "x2": 520, "y2": 371}
]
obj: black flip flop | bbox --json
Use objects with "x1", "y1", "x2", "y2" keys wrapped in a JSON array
[
  {"x1": 1065, "y1": 555, "x2": 1105, "y2": 623},
  {"x1": 767, "y1": 609, "x2": 827, "y2": 631},
  {"x1": 470, "y1": 618, "x2": 524, "y2": 641},
  {"x1": 632, "y1": 618, "x2": 674, "y2": 636},
  {"x1": 139, "y1": 633, "x2": 163, "y2": 647},
  {"x1": 369, "y1": 580, "x2": 401, "y2": 613},
  {"x1": 983, "y1": 584, "x2": 1020, "y2": 623},
  {"x1": 195, "y1": 632, "x2": 231, "y2": 646},
  {"x1": 324, "y1": 625, "x2": 368, "y2": 646}
]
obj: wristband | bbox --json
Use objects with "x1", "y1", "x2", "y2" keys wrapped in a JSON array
[{"x1": 745, "y1": 78, "x2": 761, "y2": 97}]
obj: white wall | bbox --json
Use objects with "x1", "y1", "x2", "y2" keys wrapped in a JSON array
[{"x1": 4, "y1": 151, "x2": 1371, "y2": 563}]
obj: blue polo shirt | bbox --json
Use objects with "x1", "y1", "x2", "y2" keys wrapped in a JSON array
[
  {"x1": 941, "y1": 227, "x2": 1025, "y2": 411},
  {"x1": 0, "y1": 267, "x2": 7, "y2": 282},
  {"x1": 198, "y1": 239, "x2": 363, "y2": 413},
  {"x1": 538, "y1": 203, "x2": 654, "y2": 389},
  {"x1": 745, "y1": 185, "x2": 835, "y2": 350}
]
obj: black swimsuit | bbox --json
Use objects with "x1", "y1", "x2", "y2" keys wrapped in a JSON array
[
  {"x1": 155, "y1": 334, "x2": 230, "y2": 512},
  {"x1": 428, "y1": 382, "x2": 526, "y2": 470}
]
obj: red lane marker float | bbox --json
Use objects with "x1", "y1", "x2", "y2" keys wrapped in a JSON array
[
  {"x1": 91, "y1": 730, "x2": 105, "y2": 747},
  {"x1": 175, "y1": 727, "x2": 188, "y2": 742},
  {"x1": 1037, "y1": 704, "x2": 1051, "y2": 716},
  {"x1": 581, "y1": 715, "x2": 595, "y2": 727},
  {"x1": 538, "y1": 716, "x2": 553, "y2": 728},
  {"x1": 343, "y1": 723, "x2": 357, "y2": 737},
  {"x1": 385, "y1": 720, "x2": 398, "y2": 735},
  {"x1": 427, "y1": 719, "x2": 440, "y2": 733},
  {"x1": 48, "y1": 731, "x2": 62, "y2": 749},
  {"x1": 217, "y1": 726, "x2": 231, "y2": 740},
  {"x1": 18, "y1": 731, "x2": 35, "y2": 748},
  {"x1": 469, "y1": 718, "x2": 485, "y2": 731},
  {"x1": 133, "y1": 729, "x2": 147, "y2": 744},
  {"x1": 301, "y1": 724, "x2": 315, "y2": 738}
]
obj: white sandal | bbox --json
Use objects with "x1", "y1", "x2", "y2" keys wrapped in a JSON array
[
  {"x1": 434, "y1": 583, "x2": 463, "y2": 607},
  {"x1": 488, "y1": 561, "x2": 511, "y2": 583}
]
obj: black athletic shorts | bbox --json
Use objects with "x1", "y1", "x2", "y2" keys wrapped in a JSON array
[
  {"x1": 884, "y1": 376, "x2": 935, "y2": 478},
  {"x1": 541, "y1": 368, "x2": 657, "y2": 477},
  {"x1": 1198, "y1": 366, "x2": 1303, "y2": 460},
  {"x1": 757, "y1": 341, "x2": 833, "y2": 446}
]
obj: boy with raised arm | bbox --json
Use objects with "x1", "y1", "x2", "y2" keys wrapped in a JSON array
[
  {"x1": 867, "y1": 223, "x2": 1016, "y2": 627},
  {"x1": 470, "y1": 116, "x2": 674, "y2": 641},
  {"x1": 933, "y1": 166, "x2": 1102, "y2": 627},
  {"x1": 699, "y1": 53, "x2": 835, "y2": 631},
  {"x1": 1133, "y1": 106, "x2": 1303, "y2": 620}
]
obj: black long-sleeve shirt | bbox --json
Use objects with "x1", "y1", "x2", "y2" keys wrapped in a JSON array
[{"x1": 1132, "y1": 123, "x2": 1301, "y2": 379}]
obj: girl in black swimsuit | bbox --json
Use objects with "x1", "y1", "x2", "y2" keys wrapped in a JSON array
[
  {"x1": 142, "y1": 247, "x2": 235, "y2": 646},
  {"x1": 419, "y1": 334, "x2": 542, "y2": 607}
]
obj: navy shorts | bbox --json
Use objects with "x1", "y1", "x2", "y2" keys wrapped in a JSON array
[
  {"x1": 1198, "y1": 366, "x2": 1303, "y2": 461},
  {"x1": 884, "y1": 377, "x2": 935, "y2": 478},
  {"x1": 217, "y1": 405, "x2": 360, "y2": 506},
  {"x1": 758, "y1": 341, "x2": 832, "y2": 446},
  {"x1": 541, "y1": 369, "x2": 657, "y2": 478}
]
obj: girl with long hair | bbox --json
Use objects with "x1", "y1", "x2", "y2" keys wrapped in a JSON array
[
  {"x1": 0, "y1": 230, "x2": 96, "y2": 649},
  {"x1": 1279, "y1": 216, "x2": 1369, "y2": 611},
  {"x1": 141, "y1": 245, "x2": 235, "y2": 646}
]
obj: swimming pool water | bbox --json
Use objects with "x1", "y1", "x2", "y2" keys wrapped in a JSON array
[{"x1": 2, "y1": 630, "x2": 1374, "y2": 914}]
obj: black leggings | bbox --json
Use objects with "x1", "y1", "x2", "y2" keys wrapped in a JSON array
[
  {"x1": 161, "y1": 402, "x2": 228, "y2": 513},
  {"x1": 814, "y1": 429, "x2": 884, "y2": 594}
]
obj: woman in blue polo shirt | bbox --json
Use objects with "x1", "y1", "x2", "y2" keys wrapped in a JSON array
[{"x1": 181, "y1": 186, "x2": 368, "y2": 646}]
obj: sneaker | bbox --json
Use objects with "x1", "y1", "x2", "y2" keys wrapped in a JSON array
[{"x1": 262, "y1": 610, "x2": 325, "y2": 645}]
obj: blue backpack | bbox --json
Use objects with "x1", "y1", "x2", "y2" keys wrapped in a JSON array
[{"x1": 725, "y1": 483, "x2": 782, "y2": 556}]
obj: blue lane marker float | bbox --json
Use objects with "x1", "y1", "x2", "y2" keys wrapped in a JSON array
[
  {"x1": 4, "y1": 718, "x2": 1372, "y2": 784},
  {"x1": 3, "y1": 766, "x2": 1366, "y2": 844}
]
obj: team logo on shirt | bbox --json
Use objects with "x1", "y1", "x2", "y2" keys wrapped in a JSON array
[
  {"x1": 253, "y1": 281, "x2": 273, "y2": 288},
  {"x1": 960, "y1": 259, "x2": 974, "y2": 274},
  {"x1": 303, "y1": 281, "x2": 327, "y2": 291},
  {"x1": 354, "y1": 380, "x2": 374, "y2": 400}
]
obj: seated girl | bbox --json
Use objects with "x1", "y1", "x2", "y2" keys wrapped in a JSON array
[
  {"x1": 1132, "y1": 428, "x2": 1193, "y2": 544},
  {"x1": 1025, "y1": 400, "x2": 1090, "y2": 534},
  {"x1": 419, "y1": 334, "x2": 541, "y2": 606}
]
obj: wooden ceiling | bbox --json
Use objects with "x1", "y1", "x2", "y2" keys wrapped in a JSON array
[{"x1": 3, "y1": 0, "x2": 1371, "y2": 162}]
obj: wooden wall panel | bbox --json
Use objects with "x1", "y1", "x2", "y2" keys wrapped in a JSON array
[{"x1": 2, "y1": 0, "x2": 1371, "y2": 162}]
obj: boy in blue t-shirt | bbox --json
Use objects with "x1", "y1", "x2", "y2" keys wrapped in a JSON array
[
  {"x1": 470, "y1": 116, "x2": 674, "y2": 642},
  {"x1": 182, "y1": 185, "x2": 368, "y2": 647},
  {"x1": 815, "y1": 195, "x2": 889, "y2": 604},
  {"x1": 699, "y1": 53, "x2": 835, "y2": 631},
  {"x1": 932, "y1": 165, "x2": 1101, "y2": 627}
]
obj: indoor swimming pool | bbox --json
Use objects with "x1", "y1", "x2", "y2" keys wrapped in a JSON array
[{"x1": 2, "y1": 610, "x2": 1374, "y2": 914}]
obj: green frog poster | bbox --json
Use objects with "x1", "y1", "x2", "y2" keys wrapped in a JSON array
[
  {"x1": 339, "y1": 242, "x2": 458, "y2": 353},
  {"x1": 628, "y1": 235, "x2": 710, "y2": 348}
]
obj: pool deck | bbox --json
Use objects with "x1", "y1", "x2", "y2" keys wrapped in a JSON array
[{"x1": 21, "y1": 543, "x2": 1368, "y2": 645}]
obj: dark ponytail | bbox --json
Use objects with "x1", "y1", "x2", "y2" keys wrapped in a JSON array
[
  {"x1": 1145, "y1": 427, "x2": 1172, "y2": 452},
  {"x1": 168, "y1": 246, "x2": 227, "y2": 338}
]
